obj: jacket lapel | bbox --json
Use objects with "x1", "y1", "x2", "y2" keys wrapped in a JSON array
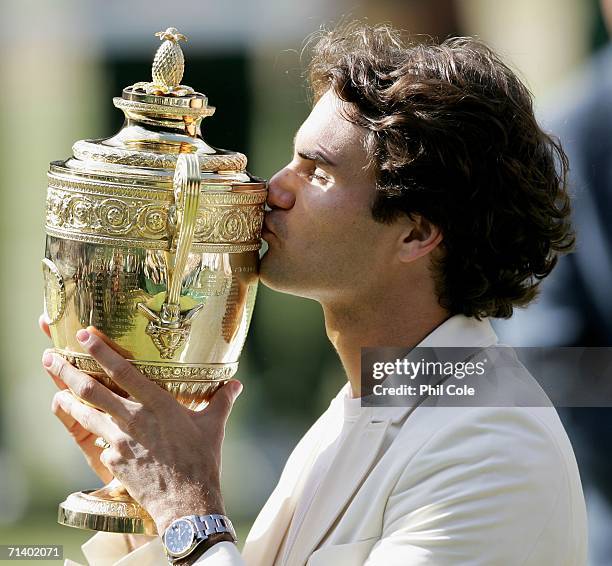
[
  {"x1": 242, "y1": 397, "x2": 345, "y2": 566},
  {"x1": 283, "y1": 316, "x2": 498, "y2": 565},
  {"x1": 284, "y1": 414, "x2": 392, "y2": 566}
]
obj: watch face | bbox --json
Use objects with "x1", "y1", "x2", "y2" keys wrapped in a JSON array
[{"x1": 164, "y1": 518, "x2": 196, "y2": 557}]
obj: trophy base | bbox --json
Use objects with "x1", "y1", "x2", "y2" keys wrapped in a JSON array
[{"x1": 58, "y1": 478, "x2": 157, "y2": 535}]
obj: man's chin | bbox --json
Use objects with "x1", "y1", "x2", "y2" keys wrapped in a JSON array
[
  {"x1": 258, "y1": 259, "x2": 288, "y2": 292},
  {"x1": 259, "y1": 256, "x2": 304, "y2": 296}
]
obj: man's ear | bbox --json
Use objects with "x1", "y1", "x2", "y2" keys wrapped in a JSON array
[{"x1": 396, "y1": 215, "x2": 443, "y2": 264}]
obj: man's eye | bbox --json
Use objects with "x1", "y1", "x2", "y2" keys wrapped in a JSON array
[{"x1": 309, "y1": 170, "x2": 331, "y2": 184}]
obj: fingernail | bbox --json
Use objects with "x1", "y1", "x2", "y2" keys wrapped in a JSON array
[
  {"x1": 42, "y1": 351, "x2": 54, "y2": 368},
  {"x1": 76, "y1": 329, "x2": 90, "y2": 343}
]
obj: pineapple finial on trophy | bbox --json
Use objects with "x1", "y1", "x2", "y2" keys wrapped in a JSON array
[
  {"x1": 153, "y1": 27, "x2": 187, "y2": 89},
  {"x1": 135, "y1": 26, "x2": 195, "y2": 96}
]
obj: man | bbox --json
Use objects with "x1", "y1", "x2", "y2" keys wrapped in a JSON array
[{"x1": 42, "y1": 22, "x2": 587, "y2": 565}]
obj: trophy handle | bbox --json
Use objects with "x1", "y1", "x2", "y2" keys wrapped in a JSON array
[
  {"x1": 137, "y1": 153, "x2": 203, "y2": 358},
  {"x1": 168, "y1": 152, "x2": 201, "y2": 306}
]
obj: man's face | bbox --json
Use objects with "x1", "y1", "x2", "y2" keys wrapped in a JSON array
[{"x1": 259, "y1": 90, "x2": 401, "y2": 303}]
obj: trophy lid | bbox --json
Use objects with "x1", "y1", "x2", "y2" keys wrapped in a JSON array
[{"x1": 52, "y1": 27, "x2": 252, "y2": 185}]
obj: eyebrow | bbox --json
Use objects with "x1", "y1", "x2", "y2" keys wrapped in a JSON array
[{"x1": 297, "y1": 149, "x2": 337, "y2": 167}]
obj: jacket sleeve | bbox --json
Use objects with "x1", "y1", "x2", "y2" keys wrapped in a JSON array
[
  {"x1": 75, "y1": 532, "x2": 245, "y2": 565},
  {"x1": 76, "y1": 532, "x2": 160, "y2": 565},
  {"x1": 192, "y1": 542, "x2": 244, "y2": 565},
  {"x1": 362, "y1": 408, "x2": 587, "y2": 566}
]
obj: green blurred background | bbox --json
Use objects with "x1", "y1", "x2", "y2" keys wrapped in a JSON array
[{"x1": 0, "y1": 0, "x2": 608, "y2": 563}]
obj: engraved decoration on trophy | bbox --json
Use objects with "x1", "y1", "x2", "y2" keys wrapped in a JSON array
[{"x1": 42, "y1": 28, "x2": 266, "y2": 535}]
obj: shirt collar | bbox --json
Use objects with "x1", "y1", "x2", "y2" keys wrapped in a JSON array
[
  {"x1": 418, "y1": 313, "x2": 499, "y2": 348},
  {"x1": 337, "y1": 314, "x2": 499, "y2": 423}
]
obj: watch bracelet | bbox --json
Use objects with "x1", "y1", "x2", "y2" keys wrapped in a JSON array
[{"x1": 193, "y1": 513, "x2": 237, "y2": 540}]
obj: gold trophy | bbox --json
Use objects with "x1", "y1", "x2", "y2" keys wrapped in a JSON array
[{"x1": 42, "y1": 28, "x2": 266, "y2": 535}]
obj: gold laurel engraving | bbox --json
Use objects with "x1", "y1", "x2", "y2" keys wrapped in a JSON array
[
  {"x1": 199, "y1": 191, "x2": 267, "y2": 205},
  {"x1": 72, "y1": 140, "x2": 248, "y2": 172},
  {"x1": 192, "y1": 242, "x2": 261, "y2": 253},
  {"x1": 46, "y1": 185, "x2": 265, "y2": 249},
  {"x1": 194, "y1": 206, "x2": 264, "y2": 244},
  {"x1": 58, "y1": 351, "x2": 238, "y2": 382},
  {"x1": 46, "y1": 187, "x2": 170, "y2": 241}
]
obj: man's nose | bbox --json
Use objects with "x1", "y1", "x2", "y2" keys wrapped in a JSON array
[{"x1": 267, "y1": 168, "x2": 297, "y2": 210}]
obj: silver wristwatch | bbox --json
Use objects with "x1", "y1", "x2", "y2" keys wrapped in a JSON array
[{"x1": 162, "y1": 514, "x2": 237, "y2": 563}]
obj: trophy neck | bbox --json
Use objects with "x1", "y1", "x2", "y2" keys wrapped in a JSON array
[
  {"x1": 114, "y1": 87, "x2": 215, "y2": 137},
  {"x1": 59, "y1": 88, "x2": 246, "y2": 181}
]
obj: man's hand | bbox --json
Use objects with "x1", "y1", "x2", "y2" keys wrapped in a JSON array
[
  {"x1": 41, "y1": 324, "x2": 243, "y2": 534},
  {"x1": 39, "y1": 315, "x2": 115, "y2": 485}
]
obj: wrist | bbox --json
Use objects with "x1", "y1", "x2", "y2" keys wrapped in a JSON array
[{"x1": 154, "y1": 492, "x2": 225, "y2": 534}]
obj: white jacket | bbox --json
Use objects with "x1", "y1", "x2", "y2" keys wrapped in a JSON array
[{"x1": 67, "y1": 315, "x2": 588, "y2": 565}]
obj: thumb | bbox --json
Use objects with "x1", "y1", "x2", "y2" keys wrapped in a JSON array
[{"x1": 203, "y1": 379, "x2": 243, "y2": 423}]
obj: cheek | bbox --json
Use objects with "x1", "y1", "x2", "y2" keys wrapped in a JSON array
[
  {"x1": 300, "y1": 187, "x2": 368, "y2": 230},
  {"x1": 287, "y1": 178, "x2": 381, "y2": 262},
  {"x1": 318, "y1": 213, "x2": 387, "y2": 268}
]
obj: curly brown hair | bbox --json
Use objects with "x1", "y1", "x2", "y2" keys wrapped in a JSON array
[{"x1": 307, "y1": 22, "x2": 574, "y2": 319}]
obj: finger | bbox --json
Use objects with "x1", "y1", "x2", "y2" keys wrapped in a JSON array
[
  {"x1": 201, "y1": 379, "x2": 243, "y2": 425},
  {"x1": 51, "y1": 398, "x2": 115, "y2": 485},
  {"x1": 76, "y1": 329, "x2": 168, "y2": 409},
  {"x1": 52, "y1": 390, "x2": 120, "y2": 441},
  {"x1": 42, "y1": 350, "x2": 69, "y2": 391},
  {"x1": 86, "y1": 326, "x2": 133, "y2": 359},
  {"x1": 52, "y1": 396, "x2": 97, "y2": 444},
  {"x1": 39, "y1": 313, "x2": 51, "y2": 339},
  {"x1": 43, "y1": 350, "x2": 136, "y2": 422}
]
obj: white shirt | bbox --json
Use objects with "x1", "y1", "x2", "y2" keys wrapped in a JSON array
[{"x1": 274, "y1": 388, "x2": 362, "y2": 565}]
